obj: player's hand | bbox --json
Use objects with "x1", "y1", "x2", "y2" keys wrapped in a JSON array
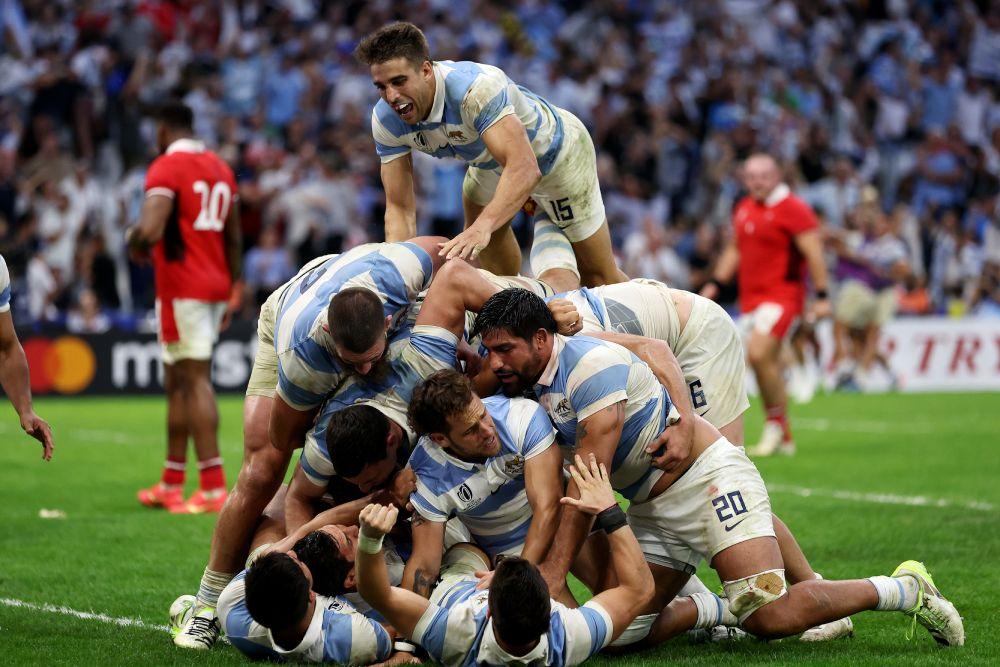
[
  {"x1": 456, "y1": 341, "x2": 484, "y2": 379},
  {"x1": 438, "y1": 223, "x2": 492, "y2": 261},
  {"x1": 645, "y1": 413, "x2": 693, "y2": 472},
  {"x1": 21, "y1": 411, "x2": 54, "y2": 461},
  {"x1": 561, "y1": 453, "x2": 616, "y2": 515},
  {"x1": 359, "y1": 503, "x2": 399, "y2": 540},
  {"x1": 548, "y1": 298, "x2": 582, "y2": 336},
  {"x1": 388, "y1": 468, "x2": 416, "y2": 511},
  {"x1": 372, "y1": 651, "x2": 422, "y2": 666},
  {"x1": 474, "y1": 568, "x2": 495, "y2": 590},
  {"x1": 699, "y1": 281, "x2": 720, "y2": 301},
  {"x1": 809, "y1": 297, "x2": 832, "y2": 322}
]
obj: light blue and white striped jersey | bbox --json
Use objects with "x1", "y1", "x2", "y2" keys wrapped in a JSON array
[
  {"x1": 412, "y1": 581, "x2": 613, "y2": 666},
  {"x1": 217, "y1": 571, "x2": 392, "y2": 664},
  {"x1": 300, "y1": 325, "x2": 461, "y2": 487},
  {"x1": 273, "y1": 242, "x2": 433, "y2": 411},
  {"x1": 408, "y1": 396, "x2": 556, "y2": 559},
  {"x1": 0, "y1": 254, "x2": 10, "y2": 313},
  {"x1": 534, "y1": 335, "x2": 676, "y2": 503},
  {"x1": 372, "y1": 60, "x2": 565, "y2": 176}
]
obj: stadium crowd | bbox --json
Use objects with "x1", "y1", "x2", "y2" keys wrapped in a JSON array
[{"x1": 0, "y1": 0, "x2": 998, "y2": 329}]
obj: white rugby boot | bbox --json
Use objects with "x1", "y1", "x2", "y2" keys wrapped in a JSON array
[
  {"x1": 173, "y1": 603, "x2": 221, "y2": 649},
  {"x1": 800, "y1": 616, "x2": 854, "y2": 641},
  {"x1": 749, "y1": 421, "x2": 795, "y2": 456}
]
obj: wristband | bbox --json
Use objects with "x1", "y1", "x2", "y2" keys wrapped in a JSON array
[
  {"x1": 593, "y1": 505, "x2": 628, "y2": 534},
  {"x1": 815, "y1": 289, "x2": 828, "y2": 300},
  {"x1": 394, "y1": 640, "x2": 417, "y2": 654},
  {"x1": 358, "y1": 531, "x2": 385, "y2": 554}
]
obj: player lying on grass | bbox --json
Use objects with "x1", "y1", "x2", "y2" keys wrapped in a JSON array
[
  {"x1": 474, "y1": 288, "x2": 965, "y2": 649},
  {"x1": 402, "y1": 369, "x2": 563, "y2": 597},
  {"x1": 356, "y1": 453, "x2": 653, "y2": 666},
  {"x1": 173, "y1": 239, "x2": 448, "y2": 649}
]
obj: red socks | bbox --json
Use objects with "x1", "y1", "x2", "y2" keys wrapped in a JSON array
[
  {"x1": 766, "y1": 405, "x2": 793, "y2": 442},
  {"x1": 161, "y1": 457, "x2": 186, "y2": 487},
  {"x1": 197, "y1": 457, "x2": 226, "y2": 492}
]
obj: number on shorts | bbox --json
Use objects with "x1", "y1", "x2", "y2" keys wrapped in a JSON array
[
  {"x1": 191, "y1": 180, "x2": 232, "y2": 232},
  {"x1": 547, "y1": 198, "x2": 575, "y2": 222},
  {"x1": 689, "y1": 379, "x2": 707, "y2": 410},
  {"x1": 712, "y1": 490, "x2": 748, "y2": 522}
]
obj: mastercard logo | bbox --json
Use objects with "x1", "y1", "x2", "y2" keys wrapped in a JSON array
[{"x1": 23, "y1": 336, "x2": 97, "y2": 394}]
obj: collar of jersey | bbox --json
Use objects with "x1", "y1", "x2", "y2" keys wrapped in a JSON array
[
  {"x1": 424, "y1": 61, "x2": 450, "y2": 125},
  {"x1": 478, "y1": 618, "x2": 549, "y2": 665},
  {"x1": 267, "y1": 599, "x2": 323, "y2": 655},
  {"x1": 764, "y1": 183, "x2": 791, "y2": 207},
  {"x1": 165, "y1": 138, "x2": 206, "y2": 154},
  {"x1": 534, "y1": 334, "x2": 564, "y2": 389}
]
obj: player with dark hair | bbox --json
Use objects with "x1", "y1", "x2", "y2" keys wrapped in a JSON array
[
  {"x1": 354, "y1": 453, "x2": 654, "y2": 665},
  {"x1": 402, "y1": 368, "x2": 562, "y2": 598},
  {"x1": 357, "y1": 21, "x2": 626, "y2": 287},
  {"x1": 129, "y1": 101, "x2": 242, "y2": 516},
  {"x1": 474, "y1": 288, "x2": 963, "y2": 650}
]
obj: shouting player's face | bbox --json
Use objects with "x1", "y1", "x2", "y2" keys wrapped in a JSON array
[
  {"x1": 370, "y1": 57, "x2": 435, "y2": 124},
  {"x1": 434, "y1": 395, "x2": 501, "y2": 461},
  {"x1": 482, "y1": 329, "x2": 549, "y2": 396}
]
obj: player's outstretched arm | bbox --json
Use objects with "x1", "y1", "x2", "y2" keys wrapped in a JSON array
[
  {"x1": 270, "y1": 492, "x2": 374, "y2": 555},
  {"x1": 564, "y1": 453, "x2": 654, "y2": 644},
  {"x1": 400, "y1": 512, "x2": 445, "y2": 598},
  {"x1": 439, "y1": 115, "x2": 541, "y2": 261},
  {"x1": 0, "y1": 310, "x2": 53, "y2": 460},
  {"x1": 702, "y1": 241, "x2": 739, "y2": 301},
  {"x1": 381, "y1": 155, "x2": 417, "y2": 242},
  {"x1": 415, "y1": 259, "x2": 499, "y2": 339},
  {"x1": 587, "y1": 331, "x2": 695, "y2": 472},
  {"x1": 284, "y1": 463, "x2": 331, "y2": 535},
  {"x1": 520, "y1": 443, "x2": 564, "y2": 564},
  {"x1": 356, "y1": 504, "x2": 431, "y2": 639},
  {"x1": 406, "y1": 235, "x2": 455, "y2": 279},
  {"x1": 539, "y1": 401, "x2": 625, "y2": 597}
]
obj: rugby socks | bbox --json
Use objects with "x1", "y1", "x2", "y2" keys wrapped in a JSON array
[
  {"x1": 529, "y1": 212, "x2": 579, "y2": 280},
  {"x1": 196, "y1": 568, "x2": 234, "y2": 610},
  {"x1": 690, "y1": 591, "x2": 739, "y2": 628},
  {"x1": 765, "y1": 405, "x2": 793, "y2": 442},
  {"x1": 197, "y1": 457, "x2": 226, "y2": 493},
  {"x1": 868, "y1": 575, "x2": 920, "y2": 611},
  {"x1": 161, "y1": 456, "x2": 186, "y2": 488}
]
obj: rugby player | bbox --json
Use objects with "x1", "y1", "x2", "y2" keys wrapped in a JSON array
[
  {"x1": 173, "y1": 240, "x2": 445, "y2": 649},
  {"x1": 403, "y1": 369, "x2": 562, "y2": 596},
  {"x1": 702, "y1": 153, "x2": 831, "y2": 456},
  {"x1": 475, "y1": 288, "x2": 964, "y2": 648},
  {"x1": 356, "y1": 21, "x2": 627, "y2": 286},
  {"x1": 0, "y1": 253, "x2": 54, "y2": 460},
  {"x1": 354, "y1": 453, "x2": 654, "y2": 666},
  {"x1": 129, "y1": 102, "x2": 241, "y2": 514}
]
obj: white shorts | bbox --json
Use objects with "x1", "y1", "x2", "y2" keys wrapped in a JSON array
[
  {"x1": 627, "y1": 438, "x2": 775, "y2": 574},
  {"x1": 674, "y1": 295, "x2": 750, "y2": 429},
  {"x1": 156, "y1": 298, "x2": 226, "y2": 365},
  {"x1": 428, "y1": 544, "x2": 491, "y2": 608},
  {"x1": 463, "y1": 109, "x2": 605, "y2": 243}
]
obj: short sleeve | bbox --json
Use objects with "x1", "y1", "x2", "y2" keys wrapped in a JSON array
[
  {"x1": 144, "y1": 155, "x2": 178, "y2": 199},
  {"x1": 322, "y1": 613, "x2": 392, "y2": 665},
  {"x1": 0, "y1": 255, "x2": 11, "y2": 313},
  {"x1": 781, "y1": 198, "x2": 820, "y2": 236},
  {"x1": 561, "y1": 601, "x2": 614, "y2": 665},
  {"x1": 566, "y1": 347, "x2": 629, "y2": 422},
  {"x1": 462, "y1": 73, "x2": 516, "y2": 135},
  {"x1": 372, "y1": 106, "x2": 411, "y2": 164},
  {"x1": 300, "y1": 431, "x2": 335, "y2": 487},
  {"x1": 516, "y1": 400, "x2": 556, "y2": 460}
]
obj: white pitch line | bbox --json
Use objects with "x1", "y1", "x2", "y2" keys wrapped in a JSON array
[
  {"x1": 768, "y1": 484, "x2": 995, "y2": 512},
  {"x1": 0, "y1": 597, "x2": 169, "y2": 633}
]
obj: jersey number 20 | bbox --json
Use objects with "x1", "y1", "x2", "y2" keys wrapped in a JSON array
[{"x1": 192, "y1": 180, "x2": 231, "y2": 232}]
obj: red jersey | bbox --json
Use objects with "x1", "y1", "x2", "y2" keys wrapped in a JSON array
[
  {"x1": 732, "y1": 184, "x2": 818, "y2": 311},
  {"x1": 144, "y1": 139, "x2": 236, "y2": 302}
]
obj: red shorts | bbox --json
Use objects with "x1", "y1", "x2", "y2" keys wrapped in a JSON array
[{"x1": 740, "y1": 300, "x2": 802, "y2": 340}]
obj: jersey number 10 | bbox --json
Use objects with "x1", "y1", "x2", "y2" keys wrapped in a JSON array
[{"x1": 192, "y1": 180, "x2": 232, "y2": 232}]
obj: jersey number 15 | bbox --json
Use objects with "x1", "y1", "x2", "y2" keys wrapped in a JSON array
[{"x1": 192, "y1": 180, "x2": 231, "y2": 232}]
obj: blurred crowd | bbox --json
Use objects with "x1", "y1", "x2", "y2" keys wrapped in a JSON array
[{"x1": 0, "y1": 0, "x2": 998, "y2": 330}]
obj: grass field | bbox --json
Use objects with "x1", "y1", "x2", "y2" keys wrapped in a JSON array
[{"x1": 1, "y1": 392, "x2": 998, "y2": 665}]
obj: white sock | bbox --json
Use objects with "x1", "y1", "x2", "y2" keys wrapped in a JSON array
[
  {"x1": 529, "y1": 213, "x2": 579, "y2": 280},
  {"x1": 678, "y1": 575, "x2": 712, "y2": 597},
  {"x1": 868, "y1": 575, "x2": 920, "y2": 611},
  {"x1": 196, "y1": 568, "x2": 234, "y2": 610},
  {"x1": 690, "y1": 591, "x2": 738, "y2": 629}
]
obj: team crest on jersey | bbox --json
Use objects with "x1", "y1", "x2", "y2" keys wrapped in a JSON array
[
  {"x1": 554, "y1": 398, "x2": 572, "y2": 419},
  {"x1": 326, "y1": 599, "x2": 349, "y2": 613},
  {"x1": 448, "y1": 130, "x2": 466, "y2": 141},
  {"x1": 414, "y1": 132, "x2": 427, "y2": 148},
  {"x1": 504, "y1": 455, "x2": 524, "y2": 476},
  {"x1": 456, "y1": 483, "x2": 483, "y2": 510}
]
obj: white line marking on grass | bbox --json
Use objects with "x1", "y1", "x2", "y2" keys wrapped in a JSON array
[
  {"x1": 0, "y1": 597, "x2": 169, "y2": 633},
  {"x1": 768, "y1": 484, "x2": 995, "y2": 512}
]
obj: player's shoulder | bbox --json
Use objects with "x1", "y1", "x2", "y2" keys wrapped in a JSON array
[
  {"x1": 441, "y1": 61, "x2": 507, "y2": 103},
  {"x1": 780, "y1": 192, "x2": 815, "y2": 213}
]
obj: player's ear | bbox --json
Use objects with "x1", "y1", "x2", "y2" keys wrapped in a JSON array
[
  {"x1": 429, "y1": 432, "x2": 448, "y2": 447},
  {"x1": 344, "y1": 568, "x2": 356, "y2": 590},
  {"x1": 308, "y1": 589, "x2": 316, "y2": 604},
  {"x1": 385, "y1": 315, "x2": 392, "y2": 330}
]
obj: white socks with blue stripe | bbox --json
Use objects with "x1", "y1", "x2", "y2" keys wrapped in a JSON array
[
  {"x1": 868, "y1": 575, "x2": 920, "y2": 611},
  {"x1": 529, "y1": 212, "x2": 579, "y2": 281},
  {"x1": 690, "y1": 591, "x2": 739, "y2": 629}
]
